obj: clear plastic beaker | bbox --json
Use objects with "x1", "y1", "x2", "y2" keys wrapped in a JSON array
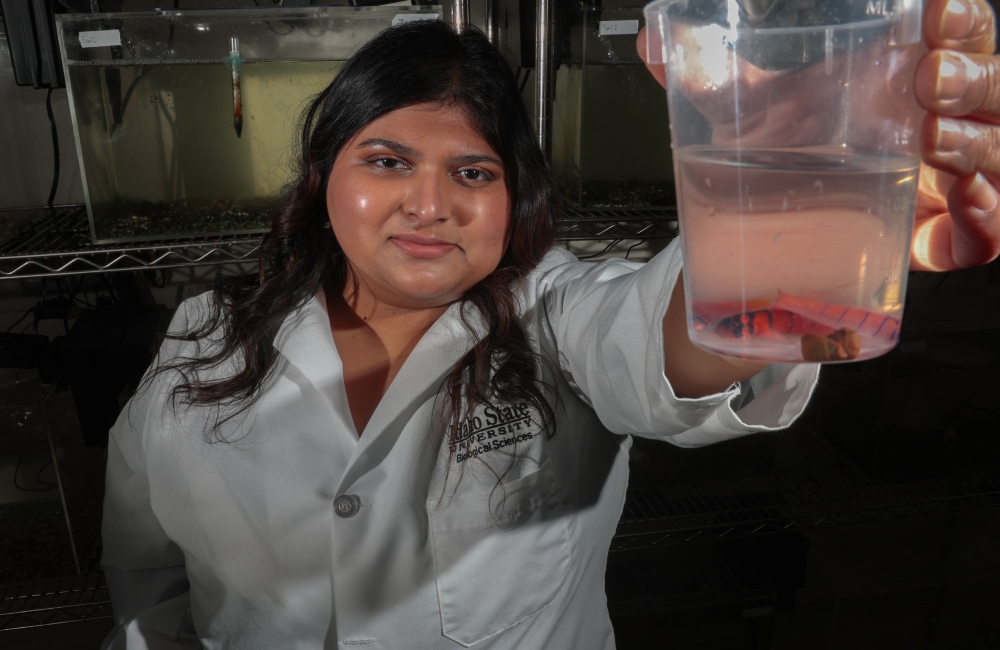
[{"x1": 644, "y1": 0, "x2": 925, "y2": 363}]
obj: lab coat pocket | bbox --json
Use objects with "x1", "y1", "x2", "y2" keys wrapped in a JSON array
[{"x1": 427, "y1": 462, "x2": 571, "y2": 647}]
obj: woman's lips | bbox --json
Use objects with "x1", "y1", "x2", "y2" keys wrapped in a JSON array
[{"x1": 390, "y1": 234, "x2": 457, "y2": 258}]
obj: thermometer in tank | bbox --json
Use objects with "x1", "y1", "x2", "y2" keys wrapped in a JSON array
[{"x1": 226, "y1": 36, "x2": 243, "y2": 138}]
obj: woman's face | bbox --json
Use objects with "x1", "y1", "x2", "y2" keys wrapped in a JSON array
[{"x1": 326, "y1": 102, "x2": 510, "y2": 310}]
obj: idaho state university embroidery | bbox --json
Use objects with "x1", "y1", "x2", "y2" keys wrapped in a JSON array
[{"x1": 448, "y1": 402, "x2": 537, "y2": 464}]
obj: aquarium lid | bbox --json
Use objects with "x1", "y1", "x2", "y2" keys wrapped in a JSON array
[{"x1": 56, "y1": 5, "x2": 443, "y2": 65}]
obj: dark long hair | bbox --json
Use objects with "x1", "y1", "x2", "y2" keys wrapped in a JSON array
[{"x1": 155, "y1": 21, "x2": 559, "y2": 462}]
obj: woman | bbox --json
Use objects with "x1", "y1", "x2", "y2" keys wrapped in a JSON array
[{"x1": 102, "y1": 5, "x2": 1000, "y2": 649}]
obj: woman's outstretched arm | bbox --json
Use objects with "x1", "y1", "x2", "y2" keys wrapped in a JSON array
[{"x1": 661, "y1": 272, "x2": 770, "y2": 399}]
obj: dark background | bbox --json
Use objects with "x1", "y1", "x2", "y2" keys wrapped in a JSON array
[{"x1": 1, "y1": 1, "x2": 999, "y2": 648}]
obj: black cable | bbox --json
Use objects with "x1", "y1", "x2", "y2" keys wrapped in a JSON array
[
  {"x1": 43, "y1": 88, "x2": 81, "y2": 247},
  {"x1": 70, "y1": 276, "x2": 97, "y2": 308},
  {"x1": 34, "y1": 459, "x2": 56, "y2": 488},
  {"x1": 519, "y1": 69, "x2": 530, "y2": 95},
  {"x1": 61, "y1": 277, "x2": 78, "y2": 307},
  {"x1": 624, "y1": 239, "x2": 645, "y2": 259},
  {"x1": 53, "y1": 277, "x2": 69, "y2": 334},
  {"x1": 148, "y1": 269, "x2": 166, "y2": 289},
  {"x1": 100, "y1": 273, "x2": 121, "y2": 306},
  {"x1": 13, "y1": 455, "x2": 56, "y2": 492},
  {"x1": 45, "y1": 88, "x2": 60, "y2": 215},
  {"x1": 112, "y1": 67, "x2": 147, "y2": 135},
  {"x1": 28, "y1": 0, "x2": 43, "y2": 88},
  {"x1": 33, "y1": 280, "x2": 49, "y2": 336},
  {"x1": 578, "y1": 239, "x2": 621, "y2": 260},
  {"x1": 5, "y1": 308, "x2": 35, "y2": 334}
]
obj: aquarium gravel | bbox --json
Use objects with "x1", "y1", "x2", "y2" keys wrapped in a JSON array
[
  {"x1": 96, "y1": 197, "x2": 275, "y2": 241},
  {"x1": 578, "y1": 181, "x2": 676, "y2": 209}
]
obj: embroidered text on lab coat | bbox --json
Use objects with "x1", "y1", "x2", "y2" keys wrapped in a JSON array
[{"x1": 449, "y1": 401, "x2": 539, "y2": 463}]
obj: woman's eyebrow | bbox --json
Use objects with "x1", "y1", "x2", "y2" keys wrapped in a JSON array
[
  {"x1": 356, "y1": 138, "x2": 502, "y2": 167},
  {"x1": 452, "y1": 154, "x2": 503, "y2": 167},
  {"x1": 355, "y1": 138, "x2": 418, "y2": 157}
]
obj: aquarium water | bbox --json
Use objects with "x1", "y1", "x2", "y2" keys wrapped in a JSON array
[{"x1": 68, "y1": 59, "x2": 341, "y2": 242}]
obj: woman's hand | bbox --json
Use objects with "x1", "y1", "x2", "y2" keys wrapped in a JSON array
[
  {"x1": 912, "y1": 0, "x2": 1000, "y2": 271},
  {"x1": 637, "y1": 0, "x2": 1000, "y2": 273}
]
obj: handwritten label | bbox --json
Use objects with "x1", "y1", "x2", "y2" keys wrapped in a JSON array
[
  {"x1": 79, "y1": 30, "x2": 121, "y2": 48},
  {"x1": 599, "y1": 20, "x2": 639, "y2": 36},
  {"x1": 392, "y1": 13, "x2": 441, "y2": 27}
]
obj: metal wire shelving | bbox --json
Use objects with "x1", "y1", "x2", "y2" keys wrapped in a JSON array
[
  {"x1": 0, "y1": 205, "x2": 678, "y2": 281},
  {"x1": 0, "y1": 500, "x2": 110, "y2": 632},
  {"x1": 0, "y1": 206, "x2": 263, "y2": 280},
  {"x1": 612, "y1": 427, "x2": 1000, "y2": 551},
  {"x1": 0, "y1": 571, "x2": 111, "y2": 631},
  {"x1": 0, "y1": 501, "x2": 67, "y2": 534}
]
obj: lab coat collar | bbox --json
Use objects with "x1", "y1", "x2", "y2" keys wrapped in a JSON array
[
  {"x1": 272, "y1": 292, "x2": 343, "y2": 388},
  {"x1": 271, "y1": 292, "x2": 482, "y2": 397},
  {"x1": 339, "y1": 301, "x2": 481, "y2": 491},
  {"x1": 272, "y1": 292, "x2": 483, "y2": 491},
  {"x1": 271, "y1": 293, "x2": 358, "y2": 462}
]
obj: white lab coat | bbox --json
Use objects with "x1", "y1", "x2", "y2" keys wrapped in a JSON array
[{"x1": 101, "y1": 241, "x2": 819, "y2": 650}]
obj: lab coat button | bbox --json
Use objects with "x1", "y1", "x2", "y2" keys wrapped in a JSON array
[{"x1": 334, "y1": 494, "x2": 361, "y2": 518}]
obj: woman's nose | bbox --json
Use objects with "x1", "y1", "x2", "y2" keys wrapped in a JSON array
[{"x1": 401, "y1": 170, "x2": 451, "y2": 226}]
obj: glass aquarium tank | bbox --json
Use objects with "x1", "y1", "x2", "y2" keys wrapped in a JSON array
[
  {"x1": 56, "y1": 6, "x2": 443, "y2": 244},
  {"x1": 551, "y1": 4, "x2": 675, "y2": 209}
]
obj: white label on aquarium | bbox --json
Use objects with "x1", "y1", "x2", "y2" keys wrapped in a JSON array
[
  {"x1": 79, "y1": 30, "x2": 121, "y2": 48},
  {"x1": 598, "y1": 20, "x2": 638, "y2": 36},
  {"x1": 392, "y1": 13, "x2": 441, "y2": 26}
]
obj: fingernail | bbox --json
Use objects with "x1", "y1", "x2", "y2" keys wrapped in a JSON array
[
  {"x1": 936, "y1": 118, "x2": 970, "y2": 152},
  {"x1": 935, "y1": 52, "x2": 971, "y2": 101},
  {"x1": 966, "y1": 172, "x2": 998, "y2": 213},
  {"x1": 941, "y1": 0, "x2": 974, "y2": 40}
]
